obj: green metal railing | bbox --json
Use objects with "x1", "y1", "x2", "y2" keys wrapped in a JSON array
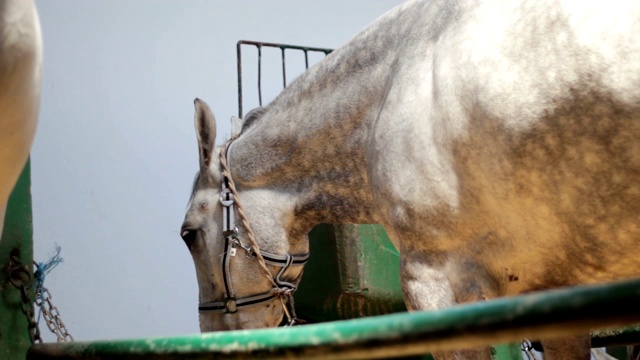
[{"x1": 27, "y1": 277, "x2": 640, "y2": 359}]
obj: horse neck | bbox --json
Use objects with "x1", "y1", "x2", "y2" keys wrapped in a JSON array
[{"x1": 229, "y1": 13, "x2": 408, "y2": 229}]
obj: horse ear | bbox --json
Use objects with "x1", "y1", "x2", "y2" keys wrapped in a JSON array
[
  {"x1": 193, "y1": 98, "x2": 217, "y2": 169},
  {"x1": 230, "y1": 116, "x2": 243, "y2": 138}
]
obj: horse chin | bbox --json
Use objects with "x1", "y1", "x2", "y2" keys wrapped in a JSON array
[{"x1": 199, "y1": 309, "x2": 283, "y2": 332}]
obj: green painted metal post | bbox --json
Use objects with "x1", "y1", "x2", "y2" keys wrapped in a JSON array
[
  {"x1": 298, "y1": 224, "x2": 523, "y2": 359},
  {"x1": 297, "y1": 224, "x2": 406, "y2": 321},
  {"x1": 0, "y1": 161, "x2": 35, "y2": 360}
]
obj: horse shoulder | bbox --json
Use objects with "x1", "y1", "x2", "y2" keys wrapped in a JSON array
[{"x1": 369, "y1": 0, "x2": 640, "y2": 293}]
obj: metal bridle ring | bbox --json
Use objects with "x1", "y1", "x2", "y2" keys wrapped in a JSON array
[
  {"x1": 225, "y1": 297, "x2": 238, "y2": 313},
  {"x1": 219, "y1": 188, "x2": 235, "y2": 207},
  {"x1": 8, "y1": 266, "x2": 32, "y2": 289}
]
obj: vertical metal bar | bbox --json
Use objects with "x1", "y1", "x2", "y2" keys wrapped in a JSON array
[
  {"x1": 281, "y1": 47, "x2": 287, "y2": 88},
  {"x1": 236, "y1": 42, "x2": 243, "y2": 118},
  {"x1": 304, "y1": 49, "x2": 309, "y2": 70},
  {"x1": 257, "y1": 45, "x2": 263, "y2": 107},
  {"x1": 0, "y1": 161, "x2": 34, "y2": 360}
]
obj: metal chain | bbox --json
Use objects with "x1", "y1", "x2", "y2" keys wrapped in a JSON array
[
  {"x1": 21, "y1": 284, "x2": 43, "y2": 344},
  {"x1": 7, "y1": 253, "x2": 73, "y2": 344},
  {"x1": 8, "y1": 254, "x2": 42, "y2": 344},
  {"x1": 35, "y1": 286, "x2": 74, "y2": 342}
]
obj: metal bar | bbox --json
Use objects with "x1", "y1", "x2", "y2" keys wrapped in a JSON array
[
  {"x1": 28, "y1": 277, "x2": 640, "y2": 360},
  {"x1": 258, "y1": 44, "x2": 263, "y2": 106},
  {"x1": 236, "y1": 42, "x2": 243, "y2": 118},
  {"x1": 236, "y1": 40, "x2": 333, "y2": 116},
  {"x1": 281, "y1": 47, "x2": 286, "y2": 88},
  {"x1": 237, "y1": 40, "x2": 333, "y2": 55},
  {"x1": 592, "y1": 325, "x2": 640, "y2": 348},
  {"x1": 304, "y1": 49, "x2": 309, "y2": 69}
]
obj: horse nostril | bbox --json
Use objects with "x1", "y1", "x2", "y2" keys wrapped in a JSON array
[{"x1": 180, "y1": 226, "x2": 197, "y2": 249}]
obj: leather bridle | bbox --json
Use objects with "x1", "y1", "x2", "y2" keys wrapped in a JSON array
[{"x1": 198, "y1": 140, "x2": 309, "y2": 326}]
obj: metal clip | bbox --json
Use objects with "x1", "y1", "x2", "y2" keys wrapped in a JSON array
[{"x1": 231, "y1": 237, "x2": 255, "y2": 259}]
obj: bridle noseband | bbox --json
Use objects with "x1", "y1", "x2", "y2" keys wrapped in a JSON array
[{"x1": 198, "y1": 139, "x2": 309, "y2": 326}]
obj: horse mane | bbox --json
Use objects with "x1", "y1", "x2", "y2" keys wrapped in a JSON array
[{"x1": 241, "y1": 106, "x2": 268, "y2": 134}]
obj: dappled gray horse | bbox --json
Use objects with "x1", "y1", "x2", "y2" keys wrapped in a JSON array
[
  {"x1": 0, "y1": 0, "x2": 41, "y2": 236},
  {"x1": 181, "y1": 1, "x2": 640, "y2": 359}
]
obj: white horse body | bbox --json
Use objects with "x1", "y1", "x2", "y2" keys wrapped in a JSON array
[
  {"x1": 0, "y1": 0, "x2": 41, "y2": 235},
  {"x1": 183, "y1": 1, "x2": 640, "y2": 359}
]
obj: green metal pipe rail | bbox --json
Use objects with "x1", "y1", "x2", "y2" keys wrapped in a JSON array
[{"x1": 27, "y1": 277, "x2": 640, "y2": 360}]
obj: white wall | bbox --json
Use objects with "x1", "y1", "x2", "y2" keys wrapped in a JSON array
[{"x1": 32, "y1": 0, "x2": 404, "y2": 341}]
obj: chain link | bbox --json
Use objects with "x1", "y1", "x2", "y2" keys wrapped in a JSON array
[
  {"x1": 7, "y1": 253, "x2": 73, "y2": 344},
  {"x1": 19, "y1": 284, "x2": 43, "y2": 344},
  {"x1": 8, "y1": 254, "x2": 42, "y2": 344},
  {"x1": 35, "y1": 286, "x2": 74, "y2": 342}
]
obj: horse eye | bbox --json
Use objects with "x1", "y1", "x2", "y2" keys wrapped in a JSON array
[{"x1": 181, "y1": 229, "x2": 197, "y2": 250}]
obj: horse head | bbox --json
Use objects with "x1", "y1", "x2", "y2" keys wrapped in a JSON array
[{"x1": 181, "y1": 99, "x2": 310, "y2": 331}]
